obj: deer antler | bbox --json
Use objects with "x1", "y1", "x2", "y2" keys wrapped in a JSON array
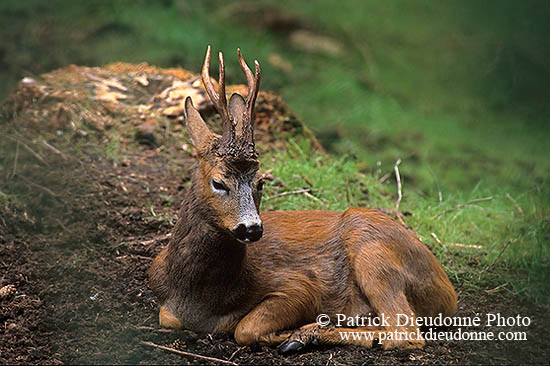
[
  {"x1": 202, "y1": 45, "x2": 233, "y2": 142},
  {"x1": 237, "y1": 48, "x2": 261, "y2": 134},
  {"x1": 201, "y1": 46, "x2": 261, "y2": 157}
]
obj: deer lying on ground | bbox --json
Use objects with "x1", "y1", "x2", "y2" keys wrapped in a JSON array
[{"x1": 148, "y1": 46, "x2": 457, "y2": 352}]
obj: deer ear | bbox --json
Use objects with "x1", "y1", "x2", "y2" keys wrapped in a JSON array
[
  {"x1": 184, "y1": 96, "x2": 216, "y2": 150},
  {"x1": 228, "y1": 93, "x2": 248, "y2": 136}
]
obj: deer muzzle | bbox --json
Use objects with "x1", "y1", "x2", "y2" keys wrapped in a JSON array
[
  {"x1": 232, "y1": 182, "x2": 262, "y2": 242},
  {"x1": 232, "y1": 221, "x2": 263, "y2": 242}
]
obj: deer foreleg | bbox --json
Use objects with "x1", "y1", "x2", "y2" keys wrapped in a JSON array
[{"x1": 233, "y1": 295, "x2": 315, "y2": 346}]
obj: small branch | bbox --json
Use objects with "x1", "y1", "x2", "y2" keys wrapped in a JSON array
[
  {"x1": 133, "y1": 325, "x2": 174, "y2": 333},
  {"x1": 394, "y1": 159, "x2": 402, "y2": 212},
  {"x1": 266, "y1": 188, "x2": 312, "y2": 200},
  {"x1": 431, "y1": 232, "x2": 442, "y2": 244},
  {"x1": 300, "y1": 174, "x2": 314, "y2": 188},
  {"x1": 16, "y1": 174, "x2": 59, "y2": 197},
  {"x1": 505, "y1": 193, "x2": 524, "y2": 215},
  {"x1": 377, "y1": 207, "x2": 407, "y2": 227},
  {"x1": 432, "y1": 196, "x2": 493, "y2": 219},
  {"x1": 431, "y1": 232, "x2": 482, "y2": 249},
  {"x1": 449, "y1": 243, "x2": 483, "y2": 250},
  {"x1": 303, "y1": 191, "x2": 326, "y2": 206},
  {"x1": 116, "y1": 254, "x2": 152, "y2": 261},
  {"x1": 482, "y1": 239, "x2": 516, "y2": 273},
  {"x1": 270, "y1": 177, "x2": 289, "y2": 188},
  {"x1": 345, "y1": 178, "x2": 351, "y2": 206},
  {"x1": 4, "y1": 135, "x2": 49, "y2": 166},
  {"x1": 485, "y1": 283, "x2": 507, "y2": 294},
  {"x1": 42, "y1": 140, "x2": 68, "y2": 160},
  {"x1": 391, "y1": 159, "x2": 406, "y2": 227},
  {"x1": 140, "y1": 341, "x2": 238, "y2": 365},
  {"x1": 378, "y1": 172, "x2": 391, "y2": 184},
  {"x1": 56, "y1": 218, "x2": 72, "y2": 233},
  {"x1": 139, "y1": 233, "x2": 172, "y2": 246},
  {"x1": 326, "y1": 352, "x2": 334, "y2": 366},
  {"x1": 9, "y1": 141, "x2": 19, "y2": 180},
  {"x1": 228, "y1": 346, "x2": 246, "y2": 361},
  {"x1": 0, "y1": 214, "x2": 7, "y2": 229}
]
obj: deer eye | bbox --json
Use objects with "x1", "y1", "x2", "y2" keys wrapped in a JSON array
[{"x1": 211, "y1": 179, "x2": 229, "y2": 194}]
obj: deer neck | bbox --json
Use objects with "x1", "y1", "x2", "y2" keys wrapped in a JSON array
[{"x1": 167, "y1": 176, "x2": 248, "y2": 289}]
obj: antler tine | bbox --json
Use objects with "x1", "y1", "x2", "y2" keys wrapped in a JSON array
[
  {"x1": 217, "y1": 51, "x2": 227, "y2": 108},
  {"x1": 237, "y1": 49, "x2": 261, "y2": 118},
  {"x1": 251, "y1": 60, "x2": 261, "y2": 113},
  {"x1": 201, "y1": 46, "x2": 231, "y2": 135},
  {"x1": 201, "y1": 46, "x2": 215, "y2": 102}
]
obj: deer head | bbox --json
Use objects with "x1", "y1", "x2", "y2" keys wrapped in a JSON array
[{"x1": 184, "y1": 46, "x2": 264, "y2": 242}]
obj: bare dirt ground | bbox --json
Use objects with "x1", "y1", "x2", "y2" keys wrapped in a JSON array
[{"x1": 1, "y1": 64, "x2": 548, "y2": 365}]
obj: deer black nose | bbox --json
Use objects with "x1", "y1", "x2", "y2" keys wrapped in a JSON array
[{"x1": 232, "y1": 223, "x2": 263, "y2": 242}]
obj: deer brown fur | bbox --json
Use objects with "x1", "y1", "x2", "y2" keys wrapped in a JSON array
[{"x1": 148, "y1": 46, "x2": 457, "y2": 351}]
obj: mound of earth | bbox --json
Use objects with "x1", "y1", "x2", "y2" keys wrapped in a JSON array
[{"x1": 0, "y1": 62, "x2": 547, "y2": 365}]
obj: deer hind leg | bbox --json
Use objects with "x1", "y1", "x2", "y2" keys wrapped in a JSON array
[
  {"x1": 358, "y1": 291, "x2": 425, "y2": 350},
  {"x1": 354, "y1": 247, "x2": 426, "y2": 350}
]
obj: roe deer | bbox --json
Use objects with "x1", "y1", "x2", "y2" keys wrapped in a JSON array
[{"x1": 148, "y1": 46, "x2": 457, "y2": 352}]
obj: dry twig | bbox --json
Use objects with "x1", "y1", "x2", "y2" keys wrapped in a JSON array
[
  {"x1": 449, "y1": 243, "x2": 482, "y2": 249},
  {"x1": 303, "y1": 191, "x2": 326, "y2": 206},
  {"x1": 141, "y1": 341, "x2": 238, "y2": 365},
  {"x1": 345, "y1": 177, "x2": 351, "y2": 206},
  {"x1": 505, "y1": 193, "x2": 524, "y2": 215},
  {"x1": 266, "y1": 188, "x2": 312, "y2": 200},
  {"x1": 485, "y1": 283, "x2": 507, "y2": 294},
  {"x1": 4, "y1": 135, "x2": 49, "y2": 166},
  {"x1": 431, "y1": 232, "x2": 482, "y2": 249},
  {"x1": 390, "y1": 159, "x2": 406, "y2": 226},
  {"x1": 133, "y1": 325, "x2": 174, "y2": 333},
  {"x1": 431, "y1": 232, "x2": 442, "y2": 244},
  {"x1": 9, "y1": 141, "x2": 19, "y2": 180},
  {"x1": 0, "y1": 214, "x2": 7, "y2": 229},
  {"x1": 377, "y1": 207, "x2": 407, "y2": 223},
  {"x1": 482, "y1": 239, "x2": 516, "y2": 273},
  {"x1": 394, "y1": 159, "x2": 402, "y2": 212},
  {"x1": 228, "y1": 346, "x2": 246, "y2": 361},
  {"x1": 42, "y1": 140, "x2": 68, "y2": 160},
  {"x1": 432, "y1": 196, "x2": 493, "y2": 219},
  {"x1": 139, "y1": 233, "x2": 172, "y2": 246},
  {"x1": 17, "y1": 174, "x2": 59, "y2": 197},
  {"x1": 378, "y1": 172, "x2": 391, "y2": 184},
  {"x1": 326, "y1": 352, "x2": 334, "y2": 366}
]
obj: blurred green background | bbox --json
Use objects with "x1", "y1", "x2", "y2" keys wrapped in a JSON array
[{"x1": 1, "y1": 0, "x2": 549, "y2": 301}]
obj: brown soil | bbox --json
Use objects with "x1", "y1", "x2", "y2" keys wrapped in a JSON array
[{"x1": 1, "y1": 64, "x2": 548, "y2": 365}]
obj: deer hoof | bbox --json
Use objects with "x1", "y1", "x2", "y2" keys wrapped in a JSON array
[{"x1": 278, "y1": 339, "x2": 305, "y2": 353}]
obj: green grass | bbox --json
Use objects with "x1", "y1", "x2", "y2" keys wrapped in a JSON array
[
  {"x1": 261, "y1": 139, "x2": 391, "y2": 212},
  {"x1": 1, "y1": 0, "x2": 549, "y2": 302}
]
